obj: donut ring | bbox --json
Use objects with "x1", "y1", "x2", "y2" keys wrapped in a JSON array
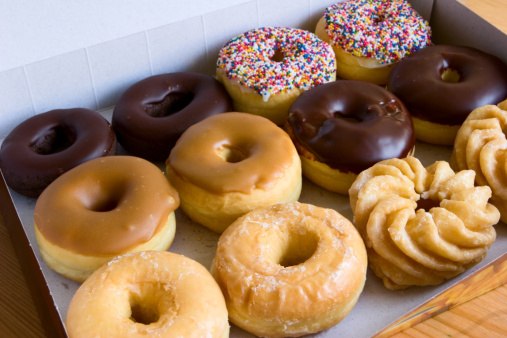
[
  {"x1": 167, "y1": 112, "x2": 302, "y2": 233},
  {"x1": 389, "y1": 45, "x2": 507, "y2": 145},
  {"x1": 34, "y1": 156, "x2": 180, "y2": 282},
  {"x1": 66, "y1": 251, "x2": 229, "y2": 338},
  {"x1": 286, "y1": 80, "x2": 415, "y2": 194},
  {"x1": 216, "y1": 27, "x2": 336, "y2": 125},
  {"x1": 315, "y1": 0, "x2": 431, "y2": 84},
  {"x1": 112, "y1": 72, "x2": 232, "y2": 161},
  {"x1": 211, "y1": 202, "x2": 367, "y2": 337},
  {"x1": 0, "y1": 108, "x2": 117, "y2": 197}
]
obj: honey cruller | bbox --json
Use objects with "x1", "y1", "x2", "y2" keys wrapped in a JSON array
[
  {"x1": 451, "y1": 100, "x2": 507, "y2": 223},
  {"x1": 349, "y1": 157, "x2": 499, "y2": 290}
]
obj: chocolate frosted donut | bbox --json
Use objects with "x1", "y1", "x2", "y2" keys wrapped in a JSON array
[
  {"x1": 388, "y1": 45, "x2": 507, "y2": 145},
  {"x1": 286, "y1": 80, "x2": 414, "y2": 194},
  {"x1": 0, "y1": 108, "x2": 117, "y2": 197},
  {"x1": 112, "y1": 72, "x2": 232, "y2": 161}
]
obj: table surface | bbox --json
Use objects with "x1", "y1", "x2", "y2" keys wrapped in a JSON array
[{"x1": 1, "y1": 1, "x2": 507, "y2": 337}]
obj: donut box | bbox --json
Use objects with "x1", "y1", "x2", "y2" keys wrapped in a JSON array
[{"x1": 1, "y1": 0, "x2": 507, "y2": 337}]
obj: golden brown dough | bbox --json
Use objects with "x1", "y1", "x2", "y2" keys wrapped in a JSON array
[
  {"x1": 349, "y1": 157, "x2": 499, "y2": 289},
  {"x1": 211, "y1": 202, "x2": 367, "y2": 337},
  {"x1": 451, "y1": 100, "x2": 507, "y2": 223},
  {"x1": 66, "y1": 251, "x2": 229, "y2": 338}
]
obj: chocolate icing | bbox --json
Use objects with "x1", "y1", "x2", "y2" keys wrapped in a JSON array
[
  {"x1": 112, "y1": 72, "x2": 232, "y2": 161},
  {"x1": 0, "y1": 108, "x2": 117, "y2": 197},
  {"x1": 388, "y1": 45, "x2": 507, "y2": 125},
  {"x1": 286, "y1": 80, "x2": 414, "y2": 174}
]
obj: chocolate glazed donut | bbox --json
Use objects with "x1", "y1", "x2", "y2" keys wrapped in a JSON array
[
  {"x1": 286, "y1": 80, "x2": 415, "y2": 174},
  {"x1": 112, "y1": 72, "x2": 232, "y2": 161},
  {"x1": 0, "y1": 108, "x2": 117, "y2": 197},
  {"x1": 388, "y1": 44, "x2": 507, "y2": 126}
]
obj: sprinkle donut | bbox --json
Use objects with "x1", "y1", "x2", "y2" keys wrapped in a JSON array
[
  {"x1": 216, "y1": 27, "x2": 336, "y2": 125},
  {"x1": 315, "y1": 0, "x2": 431, "y2": 84}
]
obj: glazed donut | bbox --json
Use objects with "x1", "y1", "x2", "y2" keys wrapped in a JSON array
[
  {"x1": 166, "y1": 112, "x2": 302, "y2": 233},
  {"x1": 0, "y1": 108, "x2": 117, "y2": 197},
  {"x1": 285, "y1": 80, "x2": 415, "y2": 195},
  {"x1": 315, "y1": 0, "x2": 431, "y2": 85},
  {"x1": 112, "y1": 72, "x2": 232, "y2": 161},
  {"x1": 216, "y1": 27, "x2": 336, "y2": 125},
  {"x1": 451, "y1": 100, "x2": 507, "y2": 223},
  {"x1": 211, "y1": 202, "x2": 367, "y2": 337},
  {"x1": 66, "y1": 251, "x2": 229, "y2": 338},
  {"x1": 388, "y1": 44, "x2": 507, "y2": 145},
  {"x1": 349, "y1": 157, "x2": 498, "y2": 289},
  {"x1": 34, "y1": 156, "x2": 179, "y2": 282}
]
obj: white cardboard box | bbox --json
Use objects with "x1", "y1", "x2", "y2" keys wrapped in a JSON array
[{"x1": 1, "y1": 0, "x2": 507, "y2": 337}]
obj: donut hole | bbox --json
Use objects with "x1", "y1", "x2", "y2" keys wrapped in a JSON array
[
  {"x1": 335, "y1": 111, "x2": 362, "y2": 123},
  {"x1": 441, "y1": 68, "x2": 460, "y2": 83},
  {"x1": 217, "y1": 144, "x2": 249, "y2": 163},
  {"x1": 270, "y1": 49, "x2": 285, "y2": 63},
  {"x1": 374, "y1": 13, "x2": 387, "y2": 25},
  {"x1": 32, "y1": 125, "x2": 76, "y2": 155},
  {"x1": 82, "y1": 183, "x2": 127, "y2": 212},
  {"x1": 130, "y1": 301, "x2": 160, "y2": 325},
  {"x1": 146, "y1": 92, "x2": 194, "y2": 117},
  {"x1": 274, "y1": 229, "x2": 319, "y2": 268},
  {"x1": 128, "y1": 282, "x2": 174, "y2": 325},
  {"x1": 416, "y1": 196, "x2": 440, "y2": 211}
]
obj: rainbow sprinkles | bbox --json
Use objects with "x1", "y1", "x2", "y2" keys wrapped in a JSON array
[
  {"x1": 324, "y1": 0, "x2": 431, "y2": 64},
  {"x1": 217, "y1": 27, "x2": 336, "y2": 102}
]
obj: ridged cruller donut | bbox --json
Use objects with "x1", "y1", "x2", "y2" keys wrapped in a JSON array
[
  {"x1": 211, "y1": 202, "x2": 367, "y2": 337},
  {"x1": 451, "y1": 100, "x2": 507, "y2": 223},
  {"x1": 349, "y1": 157, "x2": 499, "y2": 290},
  {"x1": 66, "y1": 251, "x2": 229, "y2": 338}
]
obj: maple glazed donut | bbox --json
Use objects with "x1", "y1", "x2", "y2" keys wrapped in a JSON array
[
  {"x1": 0, "y1": 108, "x2": 117, "y2": 197},
  {"x1": 315, "y1": 0, "x2": 431, "y2": 85},
  {"x1": 34, "y1": 156, "x2": 180, "y2": 282},
  {"x1": 285, "y1": 80, "x2": 415, "y2": 195},
  {"x1": 66, "y1": 251, "x2": 229, "y2": 338},
  {"x1": 112, "y1": 72, "x2": 232, "y2": 161},
  {"x1": 211, "y1": 202, "x2": 367, "y2": 337},
  {"x1": 216, "y1": 27, "x2": 336, "y2": 125},
  {"x1": 389, "y1": 44, "x2": 507, "y2": 145},
  {"x1": 166, "y1": 112, "x2": 302, "y2": 233}
]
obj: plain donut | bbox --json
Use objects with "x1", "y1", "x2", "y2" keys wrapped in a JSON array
[
  {"x1": 211, "y1": 202, "x2": 367, "y2": 337},
  {"x1": 66, "y1": 251, "x2": 229, "y2": 338}
]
